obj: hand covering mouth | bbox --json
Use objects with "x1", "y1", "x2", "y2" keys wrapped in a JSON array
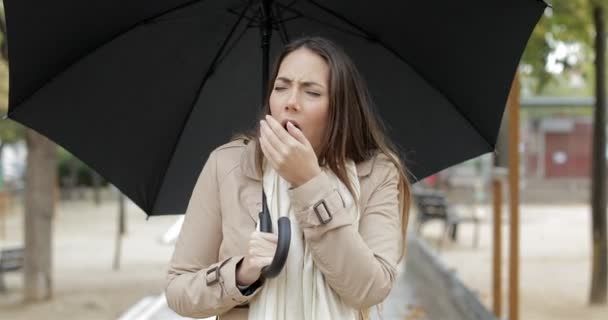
[{"x1": 281, "y1": 119, "x2": 301, "y2": 131}]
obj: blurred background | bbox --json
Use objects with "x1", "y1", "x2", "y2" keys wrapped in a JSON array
[{"x1": 1, "y1": 1, "x2": 608, "y2": 320}]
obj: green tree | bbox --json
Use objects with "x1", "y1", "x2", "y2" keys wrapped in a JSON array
[
  {"x1": 521, "y1": 0, "x2": 593, "y2": 94},
  {"x1": 521, "y1": 0, "x2": 607, "y2": 304}
]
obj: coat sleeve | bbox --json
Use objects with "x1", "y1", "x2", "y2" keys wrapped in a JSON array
[
  {"x1": 165, "y1": 150, "x2": 262, "y2": 318},
  {"x1": 287, "y1": 155, "x2": 406, "y2": 309}
]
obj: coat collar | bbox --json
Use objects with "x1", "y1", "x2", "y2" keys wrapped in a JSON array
[{"x1": 239, "y1": 139, "x2": 375, "y2": 181}]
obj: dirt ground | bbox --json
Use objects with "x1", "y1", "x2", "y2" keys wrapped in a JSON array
[
  {"x1": 418, "y1": 203, "x2": 608, "y2": 320},
  {"x1": 1, "y1": 191, "x2": 608, "y2": 320},
  {"x1": 0, "y1": 195, "x2": 177, "y2": 320}
]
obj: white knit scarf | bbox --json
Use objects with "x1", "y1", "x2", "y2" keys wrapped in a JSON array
[{"x1": 248, "y1": 159, "x2": 361, "y2": 320}]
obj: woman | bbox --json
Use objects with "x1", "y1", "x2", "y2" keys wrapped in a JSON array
[{"x1": 165, "y1": 36, "x2": 411, "y2": 320}]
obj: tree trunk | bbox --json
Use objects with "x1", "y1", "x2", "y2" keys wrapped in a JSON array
[
  {"x1": 508, "y1": 73, "x2": 521, "y2": 320},
  {"x1": 590, "y1": 5, "x2": 608, "y2": 305},
  {"x1": 113, "y1": 192, "x2": 126, "y2": 270},
  {"x1": 23, "y1": 129, "x2": 57, "y2": 302},
  {"x1": 92, "y1": 172, "x2": 102, "y2": 205}
]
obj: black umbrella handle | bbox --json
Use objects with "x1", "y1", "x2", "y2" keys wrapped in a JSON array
[{"x1": 258, "y1": 201, "x2": 290, "y2": 279}]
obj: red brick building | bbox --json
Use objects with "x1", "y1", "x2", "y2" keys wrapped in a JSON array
[{"x1": 525, "y1": 117, "x2": 592, "y2": 178}]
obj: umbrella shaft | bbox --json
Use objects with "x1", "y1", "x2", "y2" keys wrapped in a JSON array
[
  {"x1": 260, "y1": 0, "x2": 274, "y2": 105},
  {"x1": 259, "y1": 0, "x2": 276, "y2": 237}
]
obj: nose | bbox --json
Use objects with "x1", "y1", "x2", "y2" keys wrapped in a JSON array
[{"x1": 285, "y1": 90, "x2": 300, "y2": 112}]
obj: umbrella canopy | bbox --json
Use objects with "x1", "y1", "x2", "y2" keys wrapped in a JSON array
[{"x1": 4, "y1": 0, "x2": 547, "y2": 215}]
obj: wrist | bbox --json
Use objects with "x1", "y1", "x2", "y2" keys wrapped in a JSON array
[
  {"x1": 292, "y1": 167, "x2": 322, "y2": 188},
  {"x1": 236, "y1": 257, "x2": 260, "y2": 286}
]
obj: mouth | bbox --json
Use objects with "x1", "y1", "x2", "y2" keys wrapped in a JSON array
[{"x1": 281, "y1": 119, "x2": 301, "y2": 131}]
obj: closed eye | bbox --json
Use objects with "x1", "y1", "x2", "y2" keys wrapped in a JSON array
[{"x1": 307, "y1": 92, "x2": 320, "y2": 96}]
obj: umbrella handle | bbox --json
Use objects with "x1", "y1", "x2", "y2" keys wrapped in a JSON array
[{"x1": 258, "y1": 211, "x2": 291, "y2": 279}]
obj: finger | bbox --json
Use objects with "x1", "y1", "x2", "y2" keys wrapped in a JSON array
[
  {"x1": 259, "y1": 135, "x2": 272, "y2": 161},
  {"x1": 251, "y1": 234, "x2": 278, "y2": 252},
  {"x1": 251, "y1": 246, "x2": 277, "y2": 257},
  {"x1": 250, "y1": 242, "x2": 277, "y2": 256},
  {"x1": 252, "y1": 232, "x2": 278, "y2": 247},
  {"x1": 259, "y1": 136, "x2": 277, "y2": 168},
  {"x1": 249, "y1": 256, "x2": 272, "y2": 269},
  {"x1": 265, "y1": 115, "x2": 297, "y2": 145},
  {"x1": 261, "y1": 120, "x2": 288, "y2": 156},
  {"x1": 259, "y1": 134, "x2": 283, "y2": 167},
  {"x1": 256, "y1": 231, "x2": 278, "y2": 243},
  {"x1": 286, "y1": 121, "x2": 311, "y2": 147},
  {"x1": 257, "y1": 257, "x2": 274, "y2": 268}
]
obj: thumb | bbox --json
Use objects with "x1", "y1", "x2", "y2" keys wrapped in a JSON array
[{"x1": 287, "y1": 121, "x2": 310, "y2": 146}]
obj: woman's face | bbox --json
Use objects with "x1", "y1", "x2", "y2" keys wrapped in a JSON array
[{"x1": 269, "y1": 48, "x2": 330, "y2": 156}]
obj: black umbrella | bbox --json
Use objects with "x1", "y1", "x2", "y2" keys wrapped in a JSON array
[{"x1": 3, "y1": 0, "x2": 547, "y2": 278}]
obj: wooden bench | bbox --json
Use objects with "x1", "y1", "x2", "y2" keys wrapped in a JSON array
[
  {"x1": 412, "y1": 188, "x2": 480, "y2": 249},
  {"x1": 0, "y1": 247, "x2": 24, "y2": 293}
]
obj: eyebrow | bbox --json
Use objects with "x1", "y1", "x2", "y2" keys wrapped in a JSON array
[{"x1": 276, "y1": 77, "x2": 324, "y2": 88}]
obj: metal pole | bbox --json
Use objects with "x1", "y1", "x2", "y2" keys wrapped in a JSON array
[
  {"x1": 492, "y1": 166, "x2": 503, "y2": 317},
  {"x1": 590, "y1": 5, "x2": 608, "y2": 304},
  {"x1": 508, "y1": 73, "x2": 521, "y2": 320},
  {"x1": 113, "y1": 191, "x2": 126, "y2": 270}
]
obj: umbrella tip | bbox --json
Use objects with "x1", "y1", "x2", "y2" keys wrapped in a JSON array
[{"x1": 539, "y1": 0, "x2": 552, "y2": 9}]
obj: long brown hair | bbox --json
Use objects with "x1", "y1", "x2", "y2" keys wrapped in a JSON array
[{"x1": 238, "y1": 35, "x2": 411, "y2": 260}]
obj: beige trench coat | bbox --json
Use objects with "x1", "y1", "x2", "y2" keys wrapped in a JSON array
[{"x1": 165, "y1": 138, "x2": 407, "y2": 320}]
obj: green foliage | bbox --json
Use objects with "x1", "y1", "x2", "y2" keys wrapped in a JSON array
[
  {"x1": 521, "y1": 0, "x2": 608, "y2": 95},
  {"x1": 0, "y1": 118, "x2": 24, "y2": 144},
  {"x1": 521, "y1": 0, "x2": 594, "y2": 93},
  {"x1": 0, "y1": 4, "x2": 20, "y2": 143}
]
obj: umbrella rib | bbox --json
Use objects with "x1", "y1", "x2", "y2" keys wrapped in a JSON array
[
  {"x1": 304, "y1": 0, "x2": 494, "y2": 149},
  {"x1": 140, "y1": 0, "x2": 205, "y2": 24},
  {"x1": 226, "y1": 8, "x2": 262, "y2": 26},
  {"x1": 275, "y1": 3, "x2": 368, "y2": 40},
  {"x1": 150, "y1": 0, "x2": 253, "y2": 213},
  {"x1": 226, "y1": 1, "x2": 300, "y2": 28},
  {"x1": 273, "y1": 3, "x2": 292, "y2": 44},
  {"x1": 215, "y1": 17, "x2": 257, "y2": 67}
]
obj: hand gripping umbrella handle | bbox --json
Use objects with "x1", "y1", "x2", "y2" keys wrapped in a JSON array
[{"x1": 258, "y1": 207, "x2": 291, "y2": 279}]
